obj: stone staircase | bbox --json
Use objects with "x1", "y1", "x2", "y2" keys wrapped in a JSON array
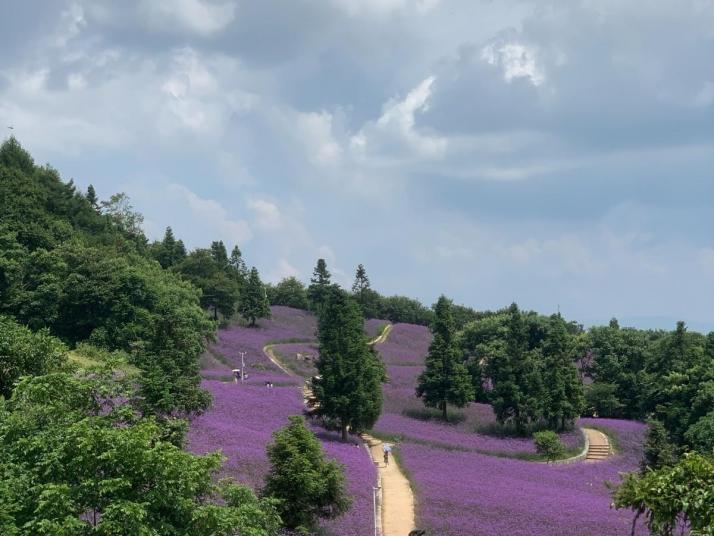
[{"x1": 584, "y1": 429, "x2": 612, "y2": 461}]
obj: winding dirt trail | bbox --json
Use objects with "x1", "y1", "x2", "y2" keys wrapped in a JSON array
[{"x1": 262, "y1": 344, "x2": 296, "y2": 377}]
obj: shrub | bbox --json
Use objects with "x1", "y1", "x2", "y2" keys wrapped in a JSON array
[{"x1": 533, "y1": 430, "x2": 565, "y2": 461}]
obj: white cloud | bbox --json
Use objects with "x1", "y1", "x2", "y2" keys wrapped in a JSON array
[
  {"x1": 481, "y1": 41, "x2": 545, "y2": 86},
  {"x1": 295, "y1": 111, "x2": 343, "y2": 166},
  {"x1": 351, "y1": 76, "x2": 446, "y2": 160},
  {"x1": 248, "y1": 199, "x2": 283, "y2": 230},
  {"x1": 268, "y1": 258, "x2": 300, "y2": 282},
  {"x1": 330, "y1": 0, "x2": 438, "y2": 17},
  {"x1": 138, "y1": 0, "x2": 236, "y2": 36},
  {"x1": 169, "y1": 183, "x2": 252, "y2": 243}
]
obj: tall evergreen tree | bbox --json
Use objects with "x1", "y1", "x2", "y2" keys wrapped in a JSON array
[
  {"x1": 312, "y1": 286, "x2": 383, "y2": 440},
  {"x1": 154, "y1": 227, "x2": 187, "y2": 268},
  {"x1": 352, "y1": 264, "x2": 370, "y2": 311},
  {"x1": 228, "y1": 245, "x2": 248, "y2": 283},
  {"x1": 541, "y1": 314, "x2": 585, "y2": 430},
  {"x1": 210, "y1": 240, "x2": 228, "y2": 267},
  {"x1": 238, "y1": 267, "x2": 270, "y2": 327},
  {"x1": 263, "y1": 416, "x2": 350, "y2": 531},
  {"x1": 416, "y1": 295, "x2": 474, "y2": 421},
  {"x1": 307, "y1": 258, "x2": 331, "y2": 311},
  {"x1": 86, "y1": 184, "x2": 98, "y2": 210}
]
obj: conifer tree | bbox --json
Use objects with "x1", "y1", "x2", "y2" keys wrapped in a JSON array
[
  {"x1": 541, "y1": 314, "x2": 585, "y2": 430},
  {"x1": 416, "y1": 295, "x2": 474, "y2": 421},
  {"x1": 229, "y1": 246, "x2": 248, "y2": 283},
  {"x1": 264, "y1": 416, "x2": 350, "y2": 531},
  {"x1": 307, "y1": 258, "x2": 331, "y2": 311},
  {"x1": 351, "y1": 264, "x2": 371, "y2": 309},
  {"x1": 312, "y1": 286, "x2": 383, "y2": 440},
  {"x1": 210, "y1": 240, "x2": 228, "y2": 267},
  {"x1": 86, "y1": 184, "x2": 98, "y2": 209},
  {"x1": 238, "y1": 267, "x2": 270, "y2": 327}
]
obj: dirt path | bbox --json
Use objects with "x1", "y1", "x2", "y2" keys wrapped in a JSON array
[
  {"x1": 363, "y1": 433, "x2": 416, "y2": 536},
  {"x1": 369, "y1": 323, "x2": 393, "y2": 346},
  {"x1": 262, "y1": 344, "x2": 296, "y2": 377},
  {"x1": 584, "y1": 428, "x2": 612, "y2": 461}
]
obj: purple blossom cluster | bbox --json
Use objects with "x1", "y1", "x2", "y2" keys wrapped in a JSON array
[{"x1": 375, "y1": 322, "x2": 432, "y2": 365}]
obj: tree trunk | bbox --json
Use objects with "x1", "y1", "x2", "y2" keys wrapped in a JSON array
[
  {"x1": 441, "y1": 400, "x2": 448, "y2": 422},
  {"x1": 341, "y1": 423, "x2": 348, "y2": 442}
]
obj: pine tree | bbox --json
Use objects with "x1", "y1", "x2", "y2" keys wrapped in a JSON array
[
  {"x1": 86, "y1": 184, "x2": 98, "y2": 209},
  {"x1": 307, "y1": 258, "x2": 331, "y2": 312},
  {"x1": 416, "y1": 295, "x2": 474, "y2": 421},
  {"x1": 641, "y1": 419, "x2": 678, "y2": 471},
  {"x1": 238, "y1": 267, "x2": 270, "y2": 327},
  {"x1": 541, "y1": 314, "x2": 585, "y2": 431},
  {"x1": 264, "y1": 416, "x2": 350, "y2": 531},
  {"x1": 351, "y1": 264, "x2": 371, "y2": 310},
  {"x1": 229, "y1": 246, "x2": 248, "y2": 283},
  {"x1": 312, "y1": 286, "x2": 383, "y2": 440},
  {"x1": 210, "y1": 240, "x2": 228, "y2": 267}
]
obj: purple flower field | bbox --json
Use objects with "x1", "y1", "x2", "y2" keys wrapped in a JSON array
[
  {"x1": 200, "y1": 306, "x2": 317, "y2": 383},
  {"x1": 375, "y1": 324, "x2": 584, "y2": 455},
  {"x1": 190, "y1": 307, "x2": 378, "y2": 536},
  {"x1": 398, "y1": 418, "x2": 647, "y2": 536},
  {"x1": 190, "y1": 310, "x2": 647, "y2": 536}
]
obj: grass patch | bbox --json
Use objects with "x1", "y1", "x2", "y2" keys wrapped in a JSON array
[{"x1": 402, "y1": 407, "x2": 467, "y2": 425}]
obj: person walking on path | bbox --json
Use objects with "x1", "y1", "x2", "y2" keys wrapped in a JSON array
[{"x1": 383, "y1": 443, "x2": 391, "y2": 466}]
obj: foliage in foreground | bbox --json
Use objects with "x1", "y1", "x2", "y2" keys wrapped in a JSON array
[
  {"x1": 264, "y1": 416, "x2": 350, "y2": 533},
  {"x1": 614, "y1": 452, "x2": 714, "y2": 536},
  {"x1": 0, "y1": 372, "x2": 281, "y2": 536}
]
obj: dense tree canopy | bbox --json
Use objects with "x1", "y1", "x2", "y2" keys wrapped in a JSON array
[{"x1": 0, "y1": 373, "x2": 281, "y2": 536}]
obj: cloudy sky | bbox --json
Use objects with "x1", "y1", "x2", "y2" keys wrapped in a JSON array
[{"x1": 1, "y1": 0, "x2": 713, "y2": 330}]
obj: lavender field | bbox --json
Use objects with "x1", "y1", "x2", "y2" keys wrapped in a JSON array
[
  {"x1": 189, "y1": 307, "x2": 378, "y2": 536},
  {"x1": 190, "y1": 308, "x2": 647, "y2": 535},
  {"x1": 371, "y1": 323, "x2": 647, "y2": 535}
]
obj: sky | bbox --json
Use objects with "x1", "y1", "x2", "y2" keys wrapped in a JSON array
[{"x1": 1, "y1": 0, "x2": 713, "y2": 331}]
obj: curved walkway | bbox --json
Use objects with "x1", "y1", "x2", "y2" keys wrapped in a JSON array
[
  {"x1": 363, "y1": 433, "x2": 416, "y2": 536},
  {"x1": 584, "y1": 427, "x2": 612, "y2": 461},
  {"x1": 262, "y1": 344, "x2": 296, "y2": 377}
]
